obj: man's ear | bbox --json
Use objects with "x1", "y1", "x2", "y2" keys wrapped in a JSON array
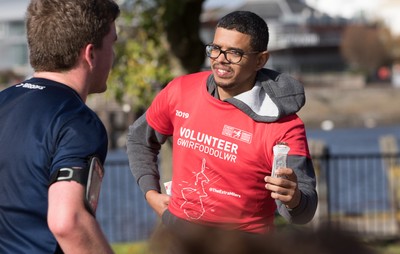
[
  {"x1": 84, "y1": 44, "x2": 95, "y2": 69},
  {"x1": 256, "y1": 51, "x2": 269, "y2": 70}
]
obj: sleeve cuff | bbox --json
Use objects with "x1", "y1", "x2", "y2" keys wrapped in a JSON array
[
  {"x1": 138, "y1": 174, "x2": 161, "y2": 197},
  {"x1": 288, "y1": 192, "x2": 307, "y2": 215}
]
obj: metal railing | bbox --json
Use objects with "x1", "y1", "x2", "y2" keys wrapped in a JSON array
[
  {"x1": 97, "y1": 153, "x2": 400, "y2": 243},
  {"x1": 312, "y1": 152, "x2": 400, "y2": 239},
  {"x1": 97, "y1": 160, "x2": 157, "y2": 243}
]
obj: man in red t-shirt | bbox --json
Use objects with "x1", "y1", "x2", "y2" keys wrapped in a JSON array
[{"x1": 127, "y1": 11, "x2": 317, "y2": 234}]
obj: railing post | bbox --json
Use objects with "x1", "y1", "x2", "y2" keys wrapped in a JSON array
[
  {"x1": 379, "y1": 135, "x2": 400, "y2": 233},
  {"x1": 308, "y1": 139, "x2": 330, "y2": 228}
]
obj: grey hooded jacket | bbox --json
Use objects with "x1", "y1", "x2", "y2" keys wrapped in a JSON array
[{"x1": 127, "y1": 68, "x2": 318, "y2": 226}]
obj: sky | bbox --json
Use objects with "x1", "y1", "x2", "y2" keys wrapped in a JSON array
[
  {"x1": 304, "y1": 0, "x2": 378, "y2": 18},
  {"x1": 204, "y1": 0, "x2": 379, "y2": 19},
  {"x1": 203, "y1": 0, "x2": 400, "y2": 35}
]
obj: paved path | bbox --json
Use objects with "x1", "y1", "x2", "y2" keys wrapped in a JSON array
[{"x1": 299, "y1": 86, "x2": 400, "y2": 129}]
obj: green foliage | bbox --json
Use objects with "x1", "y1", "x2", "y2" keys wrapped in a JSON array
[
  {"x1": 107, "y1": 0, "x2": 205, "y2": 112},
  {"x1": 109, "y1": 35, "x2": 172, "y2": 110},
  {"x1": 0, "y1": 70, "x2": 24, "y2": 87},
  {"x1": 107, "y1": 0, "x2": 173, "y2": 111}
]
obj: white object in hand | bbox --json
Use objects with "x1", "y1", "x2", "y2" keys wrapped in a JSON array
[
  {"x1": 271, "y1": 143, "x2": 290, "y2": 178},
  {"x1": 164, "y1": 181, "x2": 172, "y2": 196}
]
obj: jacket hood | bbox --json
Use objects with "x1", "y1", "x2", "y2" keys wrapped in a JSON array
[{"x1": 215, "y1": 68, "x2": 305, "y2": 122}]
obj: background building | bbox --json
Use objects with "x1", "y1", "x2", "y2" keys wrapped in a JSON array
[
  {"x1": 0, "y1": 0, "x2": 30, "y2": 78},
  {"x1": 1, "y1": 0, "x2": 399, "y2": 79},
  {"x1": 201, "y1": 0, "x2": 350, "y2": 74}
]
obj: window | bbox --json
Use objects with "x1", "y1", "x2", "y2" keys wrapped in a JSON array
[
  {"x1": 0, "y1": 22, "x2": 5, "y2": 38},
  {"x1": 10, "y1": 44, "x2": 28, "y2": 65},
  {"x1": 8, "y1": 21, "x2": 25, "y2": 37}
]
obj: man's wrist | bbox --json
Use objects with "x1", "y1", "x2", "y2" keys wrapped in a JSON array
[{"x1": 286, "y1": 189, "x2": 302, "y2": 209}]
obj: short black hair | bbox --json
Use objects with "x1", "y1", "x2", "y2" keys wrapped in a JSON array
[{"x1": 217, "y1": 11, "x2": 269, "y2": 51}]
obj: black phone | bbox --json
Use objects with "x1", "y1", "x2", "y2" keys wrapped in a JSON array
[{"x1": 85, "y1": 157, "x2": 104, "y2": 216}]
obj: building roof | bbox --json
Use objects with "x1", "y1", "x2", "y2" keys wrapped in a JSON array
[{"x1": 201, "y1": 0, "x2": 315, "y2": 23}]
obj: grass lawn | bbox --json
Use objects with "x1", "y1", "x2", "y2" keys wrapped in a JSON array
[
  {"x1": 110, "y1": 218, "x2": 400, "y2": 254},
  {"x1": 112, "y1": 240, "x2": 400, "y2": 254},
  {"x1": 372, "y1": 240, "x2": 400, "y2": 254},
  {"x1": 112, "y1": 241, "x2": 150, "y2": 254}
]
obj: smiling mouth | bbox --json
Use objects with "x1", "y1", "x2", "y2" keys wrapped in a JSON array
[{"x1": 214, "y1": 66, "x2": 232, "y2": 78}]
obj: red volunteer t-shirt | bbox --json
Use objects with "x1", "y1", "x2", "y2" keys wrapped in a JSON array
[{"x1": 147, "y1": 71, "x2": 310, "y2": 233}]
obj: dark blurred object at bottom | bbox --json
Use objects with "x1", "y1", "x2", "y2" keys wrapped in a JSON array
[{"x1": 149, "y1": 222, "x2": 377, "y2": 254}]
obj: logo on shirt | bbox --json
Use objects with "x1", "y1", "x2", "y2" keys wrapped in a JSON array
[
  {"x1": 16, "y1": 83, "x2": 46, "y2": 90},
  {"x1": 222, "y1": 125, "x2": 252, "y2": 144}
]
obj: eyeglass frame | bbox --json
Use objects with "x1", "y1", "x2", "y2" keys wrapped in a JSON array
[{"x1": 205, "y1": 44, "x2": 262, "y2": 64}]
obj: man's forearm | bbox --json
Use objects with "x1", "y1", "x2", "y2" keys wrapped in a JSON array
[
  {"x1": 126, "y1": 113, "x2": 167, "y2": 195},
  {"x1": 56, "y1": 213, "x2": 114, "y2": 254}
]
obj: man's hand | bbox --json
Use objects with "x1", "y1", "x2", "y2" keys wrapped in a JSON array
[
  {"x1": 145, "y1": 190, "x2": 171, "y2": 217},
  {"x1": 264, "y1": 167, "x2": 301, "y2": 209}
]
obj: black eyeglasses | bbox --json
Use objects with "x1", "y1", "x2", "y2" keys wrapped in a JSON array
[{"x1": 205, "y1": 44, "x2": 261, "y2": 64}]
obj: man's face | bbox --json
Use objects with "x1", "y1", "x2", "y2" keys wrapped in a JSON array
[
  {"x1": 90, "y1": 22, "x2": 117, "y2": 94},
  {"x1": 209, "y1": 27, "x2": 266, "y2": 98}
]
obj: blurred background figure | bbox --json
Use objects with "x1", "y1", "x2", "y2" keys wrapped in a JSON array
[{"x1": 149, "y1": 223, "x2": 377, "y2": 254}]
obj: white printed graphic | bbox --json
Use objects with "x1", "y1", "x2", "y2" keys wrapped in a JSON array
[
  {"x1": 222, "y1": 125, "x2": 252, "y2": 144},
  {"x1": 178, "y1": 158, "x2": 242, "y2": 220},
  {"x1": 177, "y1": 127, "x2": 238, "y2": 163},
  {"x1": 16, "y1": 83, "x2": 45, "y2": 90},
  {"x1": 180, "y1": 158, "x2": 210, "y2": 220},
  {"x1": 175, "y1": 110, "x2": 190, "y2": 119}
]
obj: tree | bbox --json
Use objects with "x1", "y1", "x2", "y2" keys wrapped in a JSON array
[
  {"x1": 340, "y1": 23, "x2": 393, "y2": 79},
  {"x1": 107, "y1": 0, "x2": 206, "y2": 177},
  {"x1": 108, "y1": 0, "x2": 206, "y2": 112}
]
